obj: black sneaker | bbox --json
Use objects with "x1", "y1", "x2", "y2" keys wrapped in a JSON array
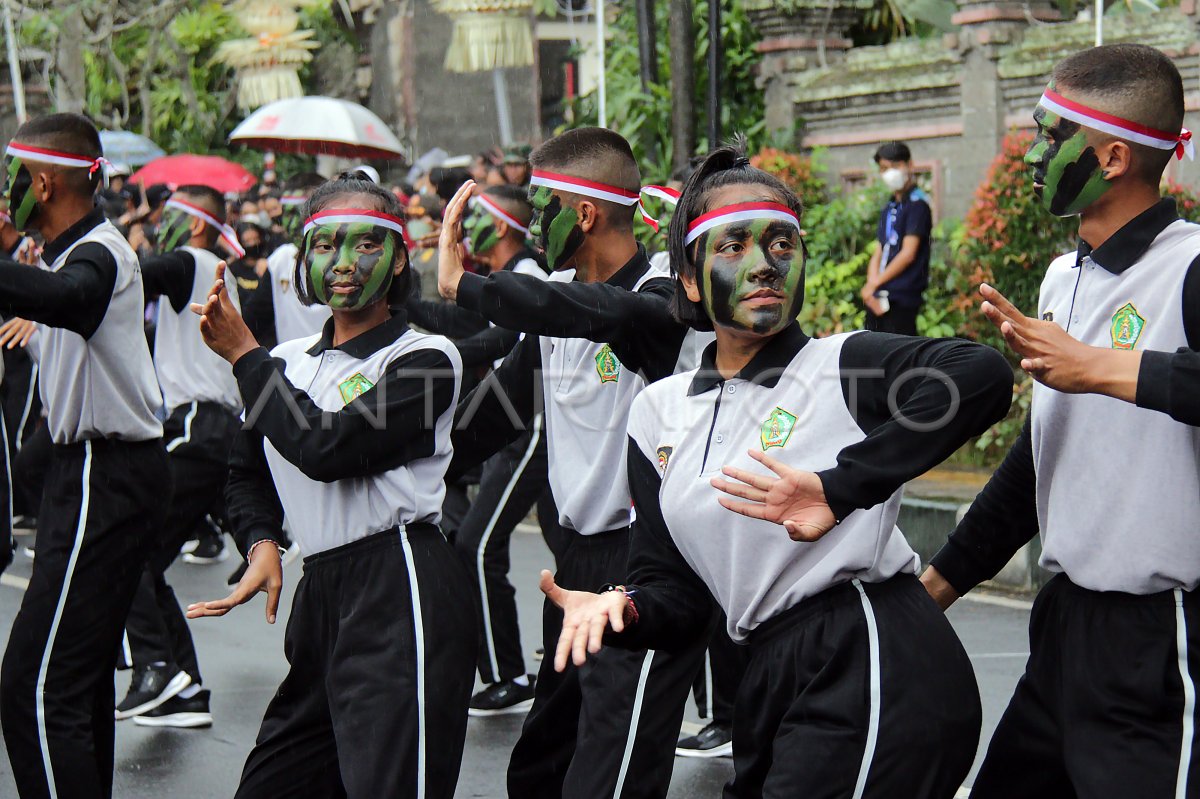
[
  {"x1": 182, "y1": 534, "x2": 228, "y2": 565},
  {"x1": 133, "y1": 689, "x2": 212, "y2": 728},
  {"x1": 115, "y1": 664, "x2": 191, "y2": 720},
  {"x1": 468, "y1": 677, "x2": 536, "y2": 717},
  {"x1": 675, "y1": 721, "x2": 733, "y2": 758}
]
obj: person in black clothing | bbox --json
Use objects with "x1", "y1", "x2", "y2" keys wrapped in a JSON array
[
  {"x1": 438, "y1": 128, "x2": 708, "y2": 799},
  {"x1": 861, "y1": 141, "x2": 932, "y2": 335},
  {"x1": 186, "y1": 171, "x2": 475, "y2": 799},
  {"x1": 227, "y1": 221, "x2": 276, "y2": 350},
  {"x1": 0, "y1": 112, "x2": 169, "y2": 799},
  {"x1": 115, "y1": 185, "x2": 245, "y2": 728},
  {"x1": 921, "y1": 44, "x2": 1200, "y2": 799},
  {"x1": 413, "y1": 184, "x2": 556, "y2": 715},
  {"x1": 541, "y1": 139, "x2": 1010, "y2": 799}
]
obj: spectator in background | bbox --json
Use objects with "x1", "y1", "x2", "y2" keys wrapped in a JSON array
[
  {"x1": 123, "y1": 183, "x2": 173, "y2": 259},
  {"x1": 226, "y1": 222, "x2": 276, "y2": 351},
  {"x1": 501, "y1": 144, "x2": 531, "y2": 186},
  {"x1": 861, "y1": 141, "x2": 932, "y2": 336}
]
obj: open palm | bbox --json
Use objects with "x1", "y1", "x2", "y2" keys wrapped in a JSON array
[{"x1": 711, "y1": 448, "x2": 837, "y2": 542}]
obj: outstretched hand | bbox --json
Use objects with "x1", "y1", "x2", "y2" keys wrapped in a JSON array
[
  {"x1": 0, "y1": 317, "x2": 36, "y2": 349},
  {"x1": 437, "y1": 179, "x2": 475, "y2": 301},
  {"x1": 540, "y1": 569, "x2": 630, "y2": 672},
  {"x1": 186, "y1": 543, "x2": 283, "y2": 624},
  {"x1": 190, "y1": 261, "x2": 259, "y2": 364},
  {"x1": 711, "y1": 449, "x2": 837, "y2": 542},
  {"x1": 980, "y1": 282, "x2": 1120, "y2": 394}
]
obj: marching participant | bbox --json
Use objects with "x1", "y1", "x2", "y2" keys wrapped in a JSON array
[
  {"x1": 268, "y1": 172, "x2": 330, "y2": 344},
  {"x1": 0, "y1": 113, "x2": 169, "y2": 799},
  {"x1": 542, "y1": 140, "x2": 1012, "y2": 797},
  {"x1": 186, "y1": 171, "x2": 476, "y2": 799},
  {"x1": 115, "y1": 185, "x2": 245, "y2": 728},
  {"x1": 923, "y1": 44, "x2": 1200, "y2": 798},
  {"x1": 438, "y1": 127, "x2": 707, "y2": 798}
]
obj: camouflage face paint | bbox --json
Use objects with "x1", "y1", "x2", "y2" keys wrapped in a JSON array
[
  {"x1": 464, "y1": 204, "x2": 501, "y2": 256},
  {"x1": 527, "y1": 184, "x2": 583, "y2": 271},
  {"x1": 156, "y1": 207, "x2": 194, "y2": 254},
  {"x1": 1025, "y1": 104, "x2": 1112, "y2": 218},
  {"x1": 302, "y1": 221, "x2": 397, "y2": 310},
  {"x1": 4, "y1": 155, "x2": 36, "y2": 232},
  {"x1": 694, "y1": 217, "x2": 804, "y2": 335}
]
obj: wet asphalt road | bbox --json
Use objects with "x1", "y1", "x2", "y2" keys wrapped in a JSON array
[{"x1": 0, "y1": 527, "x2": 1030, "y2": 797}]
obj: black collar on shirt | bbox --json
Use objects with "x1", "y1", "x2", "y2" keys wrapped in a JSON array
[
  {"x1": 1078, "y1": 197, "x2": 1178, "y2": 275},
  {"x1": 598, "y1": 245, "x2": 651, "y2": 290},
  {"x1": 688, "y1": 322, "x2": 811, "y2": 396},
  {"x1": 306, "y1": 308, "x2": 411, "y2": 359},
  {"x1": 41, "y1": 207, "x2": 106, "y2": 264}
]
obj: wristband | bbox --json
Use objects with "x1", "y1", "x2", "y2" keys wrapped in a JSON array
[
  {"x1": 600, "y1": 583, "x2": 639, "y2": 626},
  {"x1": 247, "y1": 538, "x2": 285, "y2": 563}
]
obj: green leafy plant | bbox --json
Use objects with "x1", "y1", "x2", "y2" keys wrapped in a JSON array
[{"x1": 567, "y1": 0, "x2": 774, "y2": 184}]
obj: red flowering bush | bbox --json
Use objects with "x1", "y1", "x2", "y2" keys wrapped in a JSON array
[
  {"x1": 751, "y1": 147, "x2": 828, "y2": 212},
  {"x1": 1163, "y1": 178, "x2": 1200, "y2": 222}
]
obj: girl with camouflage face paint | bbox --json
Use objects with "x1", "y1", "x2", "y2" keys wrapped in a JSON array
[{"x1": 300, "y1": 207, "x2": 407, "y2": 311}]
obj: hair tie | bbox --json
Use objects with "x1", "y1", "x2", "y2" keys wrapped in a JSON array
[{"x1": 732, "y1": 155, "x2": 752, "y2": 168}]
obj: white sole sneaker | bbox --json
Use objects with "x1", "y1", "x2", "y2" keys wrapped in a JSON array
[
  {"x1": 675, "y1": 740, "x2": 733, "y2": 758},
  {"x1": 182, "y1": 549, "x2": 229, "y2": 565},
  {"x1": 467, "y1": 697, "x2": 535, "y2": 717},
  {"x1": 133, "y1": 711, "x2": 213, "y2": 729},
  {"x1": 115, "y1": 671, "x2": 192, "y2": 720}
]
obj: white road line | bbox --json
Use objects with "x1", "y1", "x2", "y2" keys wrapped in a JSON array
[
  {"x1": 961, "y1": 591, "x2": 1034, "y2": 611},
  {"x1": 1, "y1": 572, "x2": 29, "y2": 590}
]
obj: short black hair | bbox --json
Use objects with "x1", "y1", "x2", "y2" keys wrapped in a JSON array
[
  {"x1": 482, "y1": 183, "x2": 533, "y2": 230},
  {"x1": 530, "y1": 127, "x2": 641, "y2": 230},
  {"x1": 667, "y1": 135, "x2": 804, "y2": 331},
  {"x1": 173, "y1": 184, "x2": 226, "y2": 246},
  {"x1": 1052, "y1": 44, "x2": 1185, "y2": 183},
  {"x1": 873, "y1": 141, "x2": 911, "y2": 164},
  {"x1": 294, "y1": 170, "x2": 411, "y2": 307},
  {"x1": 430, "y1": 166, "x2": 472, "y2": 203},
  {"x1": 146, "y1": 184, "x2": 173, "y2": 210},
  {"x1": 13, "y1": 112, "x2": 103, "y2": 196}
]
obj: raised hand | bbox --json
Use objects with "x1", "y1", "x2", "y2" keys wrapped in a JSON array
[
  {"x1": 186, "y1": 542, "x2": 283, "y2": 624},
  {"x1": 189, "y1": 261, "x2": 259, "y2": 364},
  {"x1": 711, "y1": 449, "x2": 837, "y2": 542},
  {"x1": 437, "y1": 179, "x2": 475, "y2": 301},
  {"x1": 540, "y1": 570, "x2": 630, "y2": 672},
  {"x1": 980, "y1": 282, "x2": 1122, "y2": 395}
]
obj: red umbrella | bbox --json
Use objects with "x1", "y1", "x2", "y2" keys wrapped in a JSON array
[{"x1": 130, "y1": 155, "x2": 257, "y2": 193}]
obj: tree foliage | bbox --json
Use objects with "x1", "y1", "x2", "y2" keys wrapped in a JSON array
[
  {"x1": 567, "y1": 0, "x2": 774, "y2": 183},
  {"x1": 12, "y1": 0, "x2": 356, "y2": 163}
]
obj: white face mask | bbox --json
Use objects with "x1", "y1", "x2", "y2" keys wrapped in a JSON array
[{"x1": 881, "y1": 168, "x2": 908, "y2": 192}]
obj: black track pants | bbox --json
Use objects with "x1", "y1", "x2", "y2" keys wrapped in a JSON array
[
  {"x1": 726, "y1": 574, "x2": 981, "y2": 799},
  {"x1": 971, "y1": 574, "x2": 1200, "y2": 799},
  {"x1": 455, "y1": 416, "x2": 550, "y2": 684},
  {"x1": 1, "y1": 438, "x2": 169, "y2": 799},
  {"x1": 508, "y1": 528, "x2": 706, "y2": 799},
  {"x1": 234, "y1": 525, "x2": 478, "y2": 799}
]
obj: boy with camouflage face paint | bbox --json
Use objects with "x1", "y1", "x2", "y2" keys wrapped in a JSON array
[
  {"x1": 923, "y1": 44, "x2": 1200, "y2": 799},
  {"x1": 436, "y1": 127, "x2": 710, "y2": 799}
]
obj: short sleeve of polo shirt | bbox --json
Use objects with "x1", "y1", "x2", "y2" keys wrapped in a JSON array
[{"x1": 903, "y1": 199, "x2": 933, "y2": 240}]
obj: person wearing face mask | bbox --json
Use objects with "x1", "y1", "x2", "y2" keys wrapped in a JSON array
[
  {"x1": 543, "y1": 139, "x2": 1012, "y2": 798},
  {"x1": 185, "y1": 170, "x2": 475, "y2": 798},
  {"x1": 861, "y1": 141, "x2": 932, "y2": 336},
  {"x1": 0, "y1": 112, "x2": 169, "y2": 799},
  {"x1": 918, "y1": 44, "x2": 1200, "y2": 799}
]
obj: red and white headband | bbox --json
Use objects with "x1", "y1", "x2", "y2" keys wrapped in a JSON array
[
  {"x1": 685, "y1": 201, "x2": 801, "y2": 246},
  {"x1": 638, "y1": 185, "x2": 680, "y2": 232},
  {"x1": 1038, "y1": 89, "x2": 1194, "y2": 161},
  {"x1": 280, "y1": 193, "x2": 307, "y2": 208},
  {"x1": 470, "y1": 194, "x2": 530, "y2": 236},
  {"x1": 5, "y1": 142, "x2": 110, "y2": 176},
  {"x1": 165, "y1": 197, "x2": 245, "y2": 258},
  {"x1": 302, "y1": 208, "x2": 407, "y2": 238},
  {"x1": 529, "y1": 169, "x2": 640, "y2": 206}
]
